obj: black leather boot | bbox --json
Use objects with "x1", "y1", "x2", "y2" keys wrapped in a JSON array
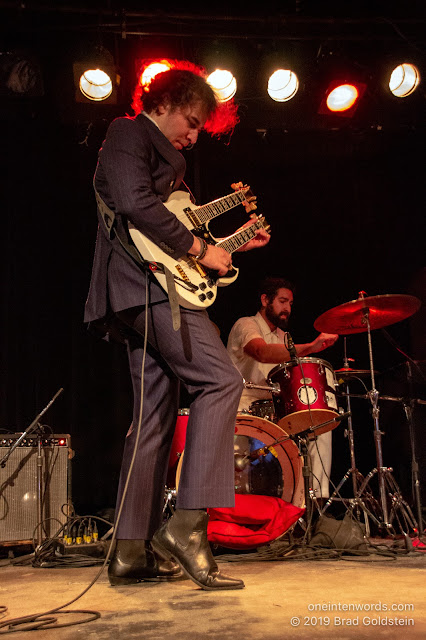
[
  {"x1": 108, "y1": 539, "x2": 182, "y2": 586},
  {"x1": 152, "y1": 509, "x2": 245, "y2": 591}
]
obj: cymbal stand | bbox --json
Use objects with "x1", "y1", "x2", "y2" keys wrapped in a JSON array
[
  {"x1": 403, "y1": 360, "x2": 424, "y2": 534},
  {"x1": 355, "y1": 304, "x2": 418, "y2": 535},
  {"x1": 322, "y1": 339, "x2": 368, "y2": 520}
]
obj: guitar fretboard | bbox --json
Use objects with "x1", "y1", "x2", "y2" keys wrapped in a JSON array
[
  {"x1": 218, "y1": 218, "x2": 268, "y2": 254},
  {"x1": 194, "y1": 189, "x2": 249, "y2": 224}
]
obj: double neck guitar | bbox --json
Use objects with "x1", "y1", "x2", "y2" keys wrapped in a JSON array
[{"x1": 128, "y1": 184, "x2": 270, "y2": 310}]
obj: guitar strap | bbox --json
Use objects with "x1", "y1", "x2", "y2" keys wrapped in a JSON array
[{"x1": 94, "y1": 185, "x2": 181, "y2": 331}]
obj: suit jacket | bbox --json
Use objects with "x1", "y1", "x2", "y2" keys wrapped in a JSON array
[{"x1": 84, "y1": 113, "x2": 193, "y2": 323}]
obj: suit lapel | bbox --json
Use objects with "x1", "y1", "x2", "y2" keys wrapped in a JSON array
[{"x1": 135, "y1": 113, "x2": 186, "y2": 187}]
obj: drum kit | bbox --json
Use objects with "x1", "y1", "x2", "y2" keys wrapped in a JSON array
[
  {"x1": 241, "y1": 291, "x2": 423, "y2": 539},
  {"x1": 166, "y1": 291, "x2": 422, "y2": 542}
]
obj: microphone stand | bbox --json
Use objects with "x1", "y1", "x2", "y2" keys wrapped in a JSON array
[
  {"x1": 405, "y1": 361, "x2": 424, "y2": 536},
  {"x1": 0, "y1": 388, "x2": 64, "y2": 547}
]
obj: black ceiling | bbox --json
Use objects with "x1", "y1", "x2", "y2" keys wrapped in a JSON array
[{"x1": 1, "y1": 1, "x2": 426, "y2": 41}]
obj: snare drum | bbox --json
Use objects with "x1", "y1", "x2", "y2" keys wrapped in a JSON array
[{"x1": 268, "y1": 357, "x2": 340, "y2": 437}]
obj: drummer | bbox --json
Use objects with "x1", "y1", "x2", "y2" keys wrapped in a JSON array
[{"x1": 227, "y1": 276, "x2": 338, "y2": 506}]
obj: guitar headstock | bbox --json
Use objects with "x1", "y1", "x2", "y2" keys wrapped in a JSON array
[
  {"x1": 231, "y1": 181, "x2": 257, "y2": 214},
  {"x1": 258, "y1": 215, "x2": 271, "y2": 234}
]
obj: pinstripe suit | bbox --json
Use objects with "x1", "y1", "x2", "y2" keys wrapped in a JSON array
[{"x1": 85, "y1": 114, "x2": 243, "y2": 539}]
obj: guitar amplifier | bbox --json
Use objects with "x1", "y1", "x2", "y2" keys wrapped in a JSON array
[{"x1": 0, "y1": 433, "x2": 72, "y2": 544}]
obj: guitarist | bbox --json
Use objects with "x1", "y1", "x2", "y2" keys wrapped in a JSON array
[{"x1": 84, "y1": 64, "x2": 270, "y2": 590}]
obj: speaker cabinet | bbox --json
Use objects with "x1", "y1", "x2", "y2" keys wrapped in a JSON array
[{"x1": 0, "y1": 434, "x2": 71, "y2": 543}]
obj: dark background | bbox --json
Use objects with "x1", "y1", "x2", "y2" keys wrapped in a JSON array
[{"x1": 1, "y1": 2, "x2": 425, "y2": 520}]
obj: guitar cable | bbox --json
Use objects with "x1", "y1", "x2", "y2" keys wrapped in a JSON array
[{"x1": 0, "y1": 280, "x2": 151, "y2": 635}]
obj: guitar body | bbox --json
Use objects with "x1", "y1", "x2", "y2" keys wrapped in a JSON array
[
  {"x1": 128, "y1": 225, "x2": 238, "y2": 309},
  {"x1": 127, "y1": 186, "x2": 267, "y2": 310}
]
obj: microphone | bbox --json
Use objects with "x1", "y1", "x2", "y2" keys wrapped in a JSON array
[{"x1": 287, "y1": 332, "x2": 298, "y2": 364}]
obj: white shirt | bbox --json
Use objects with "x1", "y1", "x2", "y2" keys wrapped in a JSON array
[{"x1": 227, "y1": 312, "x2": 286, "y2": 411}]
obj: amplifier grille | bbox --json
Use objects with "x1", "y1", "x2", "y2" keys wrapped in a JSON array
[{"x1": 0, "y1": 434, "x2": 71, "y2": 543}]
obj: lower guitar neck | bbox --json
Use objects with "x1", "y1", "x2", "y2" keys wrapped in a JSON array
[{"x1": 217, "y1": 218, "x2": 267, "y2": 255}]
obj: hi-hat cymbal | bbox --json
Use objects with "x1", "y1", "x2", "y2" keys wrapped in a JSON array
[
  {"x1": 314, "y1": 294, "x2": 421, "y2": 335},
  {"x1": 335, "y1": 367, "x2": 377, "y2": 378}
]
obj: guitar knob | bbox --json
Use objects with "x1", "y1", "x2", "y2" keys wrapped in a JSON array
[
  {"x1": 198, "y1": 294, "x2": 206, "y2": 302},
  {"x1": 199, "y1": 282, "x2": 207, "y2": 290},
  {"x1": 206, "y1": 291, "x2": 214, "y2": 299}
]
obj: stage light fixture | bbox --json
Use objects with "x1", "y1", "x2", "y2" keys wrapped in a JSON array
[
  {"x1": 139, "y1": 60, "x2": 172, "y2": 87},
  {"x1": 327, "y1": 84, "x2": 359, "y2": 112},
  {"x1": 389, "y1": 63, "x2": 420, "y2": 97},
  {"x1": 79, "y1": 68, "x2": 113, "y2": 101},
  {"x1": 73, "y1": 45, "x2": 119, "y2": 104},
  {"x1": 206, "y1": 69, "x2": 237, "y2": 102},
  {"x1": 267, "y1": 69, "x2": 299, "y2": 102},
  {"x1": 318, "y1": 80, "x2": 367, "y2": 117}
]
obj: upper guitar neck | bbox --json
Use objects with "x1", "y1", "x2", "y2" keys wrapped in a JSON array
[
  {"x1": 188, "y1": 188, "x2": 251, "y2": 226},
  {"x1": 217, "y1": 217, "x2": 269, "y2": 254}
]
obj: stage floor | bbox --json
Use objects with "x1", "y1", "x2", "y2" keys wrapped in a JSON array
[{"x1": 1, "y1": 541, "x2": 425, "y2": 639}]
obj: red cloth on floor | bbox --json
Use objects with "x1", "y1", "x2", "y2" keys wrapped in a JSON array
[{"x1": 208, "y1": 494, "x2": 304, "y2": 549}]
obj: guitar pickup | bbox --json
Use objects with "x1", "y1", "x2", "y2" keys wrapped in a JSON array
[
  {"x1": 188, "y1": 257, "x2": 207, "y2": 277},
  {"x1": 183, "y1": 207, "x2": 201, "y2": 228}
]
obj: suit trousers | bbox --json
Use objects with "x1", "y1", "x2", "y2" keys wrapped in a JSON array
[{"x1": 114, "y1": 301, "x2": 243, "y2": 539}]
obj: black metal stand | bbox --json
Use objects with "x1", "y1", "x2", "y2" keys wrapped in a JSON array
[
  {"x1": 404, "y1": 361, "x2": 425, "y2": 535},
  {"x1": 298, "y1": 437, "x2": 313, "y2": 542},
  {"x1": 348, "y1": 296, "x2": 418, "y2": 536}
]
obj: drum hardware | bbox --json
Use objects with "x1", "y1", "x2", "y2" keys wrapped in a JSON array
[
  {"x1": 314, "y1": 291, "x2": 422, "y2": 535},
  {"x1": 245, "y1": 410, "x2": 350, "y2": 462},
  {"x1": 322, "y1": 338, "x2": 375, "y2": 523},
  {"x1": 163, "y1": 487, "x2": 176, "y2": 517},
  {"x1": 243, "y1": 379, "x2": 281, "y2": 394},
  {"x1": 403, "y1": 361, "x2": 426, "y2": 536}
]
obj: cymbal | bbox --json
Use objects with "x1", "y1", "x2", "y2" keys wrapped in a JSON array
[
  {"x1": 314, "y1": 294, "x2": 421, "y2": 335},
  {"x1": 335, "y1": 367, "x2": 377, "y2": 379}
]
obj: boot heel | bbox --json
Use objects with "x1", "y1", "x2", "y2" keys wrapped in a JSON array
[
  {"x1": 108, "y1": 574, "x2": 137, "y2": 586},
  {"x1": 152, "y1": 527, "x2": 175, "y2": 562}
]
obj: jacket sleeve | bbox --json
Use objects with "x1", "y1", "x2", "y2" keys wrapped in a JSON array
[{"x1": 95, "y1": 117, "x2": 194, "y2": 259}]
